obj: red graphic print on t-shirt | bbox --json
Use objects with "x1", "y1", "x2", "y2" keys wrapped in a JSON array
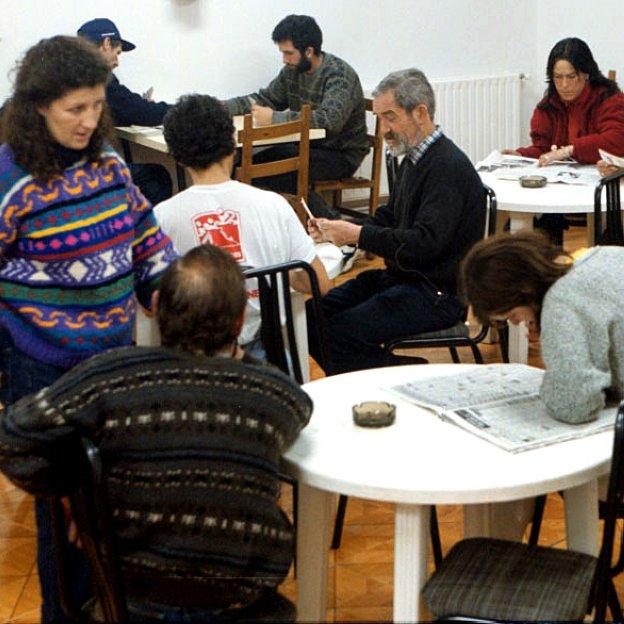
[{"x1": 192, "y1": 209, "x2": 245, "y2": 262}]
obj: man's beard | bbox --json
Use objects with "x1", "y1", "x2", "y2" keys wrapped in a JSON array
[
  {"x1": 296, "y1": 55, "x2": 312, "y2": 73},
  {"x1": 385, "y1": 132, "x2": 411, "y2": 157}
]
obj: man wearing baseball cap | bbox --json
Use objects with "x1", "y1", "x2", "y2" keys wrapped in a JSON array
[{"x1": 78, "y1": 18, "x2": 173, "y2": 204}]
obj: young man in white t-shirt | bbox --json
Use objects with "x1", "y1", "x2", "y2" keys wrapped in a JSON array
[{"x1": 154, "y1": 94, "x2": 330, "y2": 353}]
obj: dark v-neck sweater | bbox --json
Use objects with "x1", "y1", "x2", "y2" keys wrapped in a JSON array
[{"x1": 359, "y1": 135, "x2": 485, "y2": 294}]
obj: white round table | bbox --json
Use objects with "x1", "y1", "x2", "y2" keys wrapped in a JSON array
[{"x1": 284, "y1": 364, "x2": 613, "y2": 622}]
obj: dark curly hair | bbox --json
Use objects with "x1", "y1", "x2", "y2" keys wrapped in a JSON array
[
  {"x1": 0, "y1": 35, "x2": 112, "y2": 182},
  {"x1": 541, "y1": 37, "x2": 619, "y2": 105},
  {"x1": 272, "y1": 14, "x2": 322, "y2": 55},
  {"x1": 157, "y1": 244, "x2": 247, "y2": 356},
  {"x1": 163, "y1": 94, "x2": 235, "y2": 169},
  {"x1": 459, "y1": 231, "x2": 571, "y2": 326}
]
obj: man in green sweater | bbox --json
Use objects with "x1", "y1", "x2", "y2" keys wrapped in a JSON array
[{"x1": 223, "y1": 14, "x2": 368, "y2": 218}]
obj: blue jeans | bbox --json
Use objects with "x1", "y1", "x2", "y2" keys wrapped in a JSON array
[
  {"x1": 306, "y1": 269, "x2": 464, "y2": 375},
  {"x1": 0, "y1": 329, "x2": 92, "y2": 623}
]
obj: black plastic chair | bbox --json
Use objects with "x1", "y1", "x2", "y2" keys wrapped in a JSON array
[
  {"x1": 384, "y1": 185, "x2": 507, "y2": 365},
  {"x1": 594, "y1": 169, "x2": 624, "y2": 245},
  {"x1": 422, "y1": 403, "x2": 624, "y2": 622},
  {"x1": 244, "y1": 260, "x2": 329, "y2": 383}
]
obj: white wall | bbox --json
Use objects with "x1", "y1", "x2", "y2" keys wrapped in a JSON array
[
  {"x1": 2, "y1": 0, "x2": 621, "y2": 149},
  {"x1": 1, "y1": 1, "x2": 535, "y2": 121}
]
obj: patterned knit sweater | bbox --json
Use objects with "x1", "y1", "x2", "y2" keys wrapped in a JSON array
[
  {"x1": 0, "y1": 347, "x2": 313, "y2": 610},
  {"x1": 0, "y1": 144, "x2": 176, "y2": 369},
  {"x1": 224, "y1": 52, "x2": 369, "y2": 170}
]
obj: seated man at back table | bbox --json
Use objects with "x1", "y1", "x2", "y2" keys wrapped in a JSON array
[
  {"x1": 306, "y1": 68, "x2": 486, "y2": 375},
  {"x1": 78, "y1": 18, "x2": 173, "y2": 205},
  {"x1": 222, "y1": 14, "x2": 368, "y2": 219},
  {"x1": 0, "y1": 243, "x2": 312, "y2": 623},
  {"x1": 154, "y1": 94, "x2": 331, "y2": 359}
]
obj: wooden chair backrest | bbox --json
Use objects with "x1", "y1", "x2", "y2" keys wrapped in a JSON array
[
  {"x1": 608, "y1": 69, "x2": 617, "y2": 82},
  {"x1": 236, "y1": 104, "x2": 311, "y2": 202},
  {"x1": 366, "y1": 97, "x2": 383, "y2": 214}
]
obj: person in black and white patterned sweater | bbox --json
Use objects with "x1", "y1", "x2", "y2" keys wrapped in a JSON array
[{"x1": 0, "y1": 244, "x2": 311, "y2": 623}]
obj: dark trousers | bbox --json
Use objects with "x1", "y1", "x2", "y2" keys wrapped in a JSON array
[
  {"x1": 0, "y1": 330, "x2": 92, "y2": 623},
  {"x1": 307, "y1": 269, "x2": 464, "y2": 375},
  {"x1": 129, "y1": 163, "x2": 173, "y2": 206},
  {"x1": 251, "y1": 144, "x2": 356, "y2": 219}
]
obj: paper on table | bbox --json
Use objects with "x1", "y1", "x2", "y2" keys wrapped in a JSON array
[
  {"x1": 477, "y1": 150, "x2": 600, "y2": 186},
  {"x1": 386, "y1": 364, "x2": 616, "y2": 452},
  {"x1": 599, "y1": 149, "x2": 624, "y2": 168}
]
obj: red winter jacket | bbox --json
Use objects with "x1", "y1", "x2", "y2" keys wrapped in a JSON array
[{"x1": 517, "y1": 83, "x2": 624, "y2": 163}]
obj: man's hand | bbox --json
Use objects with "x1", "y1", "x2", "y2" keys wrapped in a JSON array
[
  {"x1": 251, "y1": 103, "x2": 274, "y2": 126},
  {"x1": 597, "y1": 160, "x2": 621, "y2": 178},
  {"x1": 308, "y1": 218, "x2": 362, "y2": 247}
]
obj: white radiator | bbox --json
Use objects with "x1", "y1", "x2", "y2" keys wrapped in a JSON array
[{"x1": 431, "y1": 73, "x2": 523, "y2": 164}]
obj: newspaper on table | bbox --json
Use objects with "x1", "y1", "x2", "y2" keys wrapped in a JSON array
[
  {"x1": 386, "y1": 364, "x2": 616, "y2": 453},
  {"x1": 476, "y1": 150, "x2": 600, "y2": 186},
  {"x1": 599, "y1": 149, "x2": 624, "y2": 168}
]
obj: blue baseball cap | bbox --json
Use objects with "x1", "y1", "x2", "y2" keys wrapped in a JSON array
[{"x1": 77, "y1": 18, "x2": 136, "y2": 52}]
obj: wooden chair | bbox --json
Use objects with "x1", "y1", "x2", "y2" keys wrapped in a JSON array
[
  {"x1": 608, "y1": 69, "x2": 617, "y2": 82},
  {"x1": 313, "y1": 97, "x2": 383, "y2": 218},
  {"x1": 421, "y1": 403, "x2": 624, "y2": 622},
  {"x1": 236, "y1": 104, "x2": 311, "y2": 204}
]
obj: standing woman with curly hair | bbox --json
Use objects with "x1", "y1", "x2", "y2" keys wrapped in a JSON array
[{"x1": 0, "y1": 36, "x2": 176, "y2": 622}]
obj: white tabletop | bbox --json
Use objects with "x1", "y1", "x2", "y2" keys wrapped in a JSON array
[
  {"x1": 284, "y1": 364, "x2": 612, "y2": 504},
  {"x1": 117, "y1": 116, "x2": 325, "y2": 154},
  {"x1": 480, "y1": 171, "x2": 597, "y2": 215},
  {"x1": 286, "y1": 364, "x2": 611, "y2": 622}
]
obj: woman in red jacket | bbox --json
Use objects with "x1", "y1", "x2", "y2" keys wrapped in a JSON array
[{"x1": 504, "y1": 37, "x2": 624, "y2": 166}]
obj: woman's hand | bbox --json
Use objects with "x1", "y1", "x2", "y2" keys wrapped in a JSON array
[
  {"x1": 597, "y1": 160, "x2": 621, "y2": 178},
  {"x1": 538, "y1": 144, "x2": 573, "y2": 166}
]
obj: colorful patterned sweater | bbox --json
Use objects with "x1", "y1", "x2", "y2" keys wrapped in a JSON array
[
  {"x1": 0, "y1": 144, "x2": 176, "y2": 369},
  {"x1": 0, "y1": 347, "x2": 313, "y2": 610}
]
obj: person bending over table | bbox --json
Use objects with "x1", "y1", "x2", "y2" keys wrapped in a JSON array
[
  {"x1": 78, "y1": 18, "x2": 173, "y2": 205},
  {"x1": 0, "y1": 36, "x2": 176, "y2": 623},
  {"x1": 0, "y1": 244, "x2": 311, "y2": 623},
  {"x1": 305, "y1": 68, "x2": 485, "y2": 375},
  {"x1": 460, "y1": 231, "x2": 624, "y2": 424},
  {"x1": 222, "y1": 14, "x2": 368, "y2": 219},
  {"x1": 154, "y1": 94, "x2": 331, "y2": 359},
  {"x1": 502, "y1": 37, "x2": 624, "y2": 166}
]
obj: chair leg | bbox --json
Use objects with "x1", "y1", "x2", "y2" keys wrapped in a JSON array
[
  {"x1": 292, "y1": 481, "x2": 298, "y2": 576},
  {"x1": 430, "y1": 505, "x2": 443, "y2": 570},
  {"x1": 528, "y1": 494, "x2": 546, "y2": 546},
  {"x1": 469, "y1": 343, "x2": 484, "y2": 364},
  {"x1": 608, "y1": 579, "x2": 623, "y2": 622},
  {"x1": 331, "y1": 495, "x2": 348, "y2": 549},
  {"x1": 449, "y1": 346, "x2": 461, "y2": 363}
]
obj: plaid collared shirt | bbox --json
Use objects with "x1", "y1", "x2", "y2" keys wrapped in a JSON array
[{"x1": 406, "y1": 126, "x2": 443, "y2": 165}]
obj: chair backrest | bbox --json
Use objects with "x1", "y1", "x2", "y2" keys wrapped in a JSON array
[
  {"x1": 236, "y1": 104, "x2": 311, "y2": 202},
  {"x1": 365, "y1": 97, "x2": 384, "y2": 214},
  {"x1": 593, "y1": 403, "x2": 624, "y2": 620},
  {"x1": 608, "y1": 69, "x2": 617, "y2": 82},
  {"x1": 244, "y1": 259, "x2": 329, "y2": 384},
  {"x1": 594, "y1": 170, "x2": 624, "y2": 245}
]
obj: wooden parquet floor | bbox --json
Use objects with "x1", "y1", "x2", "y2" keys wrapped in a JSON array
[{"x1": 2, "y1": 222, "x2": 621, "y2": 622}]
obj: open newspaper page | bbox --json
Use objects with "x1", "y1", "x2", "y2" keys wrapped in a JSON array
[
  {"x1": 387, "y1": 364, "x2": 616, "y2": 453},
  {"x1": 476, "y1": 150, "x2": 600, "y2": 186}
]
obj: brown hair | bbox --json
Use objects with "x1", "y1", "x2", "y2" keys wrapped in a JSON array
[
  {"x1": 157, "y1": 244, "x2": 247, "y2": 356},
  {"x1": 0, "y1": 35, "x2": 112, "y2": 182},
  {"x1": 459, "y1": 231, "x2": 571, "y2": 324}
]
